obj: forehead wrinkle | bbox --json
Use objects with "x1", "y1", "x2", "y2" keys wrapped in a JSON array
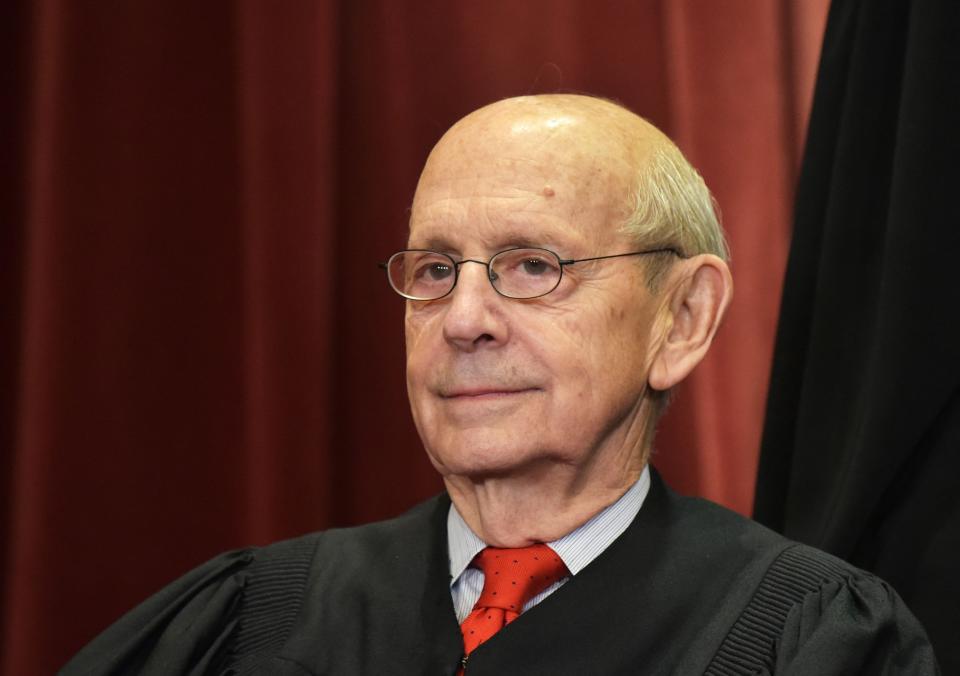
[
  {"x1": 408, "y1": 220, "x2": 588, "y2": 255},
  {"x1": 410, "y1": 193, "x2": 551, "y2": 235}
]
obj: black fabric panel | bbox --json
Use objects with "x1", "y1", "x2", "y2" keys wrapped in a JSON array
[
  {"x1": 282, "y1": 494, "x2": 466, "y2": 676},
  {"x1": 755, "y1": 0, "x2": 960, "y2": 671}
]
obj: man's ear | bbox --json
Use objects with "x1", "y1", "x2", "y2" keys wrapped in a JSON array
[{"x1": 648, "y1": 254, "x2": 733, "y2": 391}]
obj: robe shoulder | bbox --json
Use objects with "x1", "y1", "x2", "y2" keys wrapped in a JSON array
[
  {"x1": 59, "y1": 532, "x2": 322, "y2": 676},
  {"x1": 762, "y1": 545, "x2": 941, "y2": 675},
  {"x1": 669, "y1": 495, "x2": 940, "y2": 675}
]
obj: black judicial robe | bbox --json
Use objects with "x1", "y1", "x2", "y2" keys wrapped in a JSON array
[{"x1": 62, "y1": 471, "x2": 939, "y2": 675}]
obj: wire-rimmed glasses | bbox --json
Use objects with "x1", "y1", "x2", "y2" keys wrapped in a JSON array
[{"x1": 380, "y1": 247, "x2": 681, "y2": 301}]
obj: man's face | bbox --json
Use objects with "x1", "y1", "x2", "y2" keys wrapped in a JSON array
[{"x1": 405, "y1": 109, "x2": 665, "y2": 482}]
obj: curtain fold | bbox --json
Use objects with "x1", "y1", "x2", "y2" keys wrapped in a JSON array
[
  {"x1": 1, "y1": 2, "x2": 826, "y2": 672},
  {"x1": 235, "y1": 0, "x2": 339, "y2": 544}
]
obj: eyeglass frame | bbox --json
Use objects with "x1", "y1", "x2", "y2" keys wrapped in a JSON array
[{"x1": 379, "y1": 246, "x2": 684, "y2": 301}]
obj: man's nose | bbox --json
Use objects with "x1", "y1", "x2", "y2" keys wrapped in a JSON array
[{"x1": 441, "y1": 261, "x2": 507, "y2": 352}]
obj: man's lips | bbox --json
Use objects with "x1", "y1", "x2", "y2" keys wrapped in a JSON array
[{"x1": 439, "y1": 387, "x2": 539, "y2": 399}]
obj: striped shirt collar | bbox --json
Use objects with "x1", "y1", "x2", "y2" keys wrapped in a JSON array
[{"x1": 448, "y1": 466, "x2": 651, "y2": 582}]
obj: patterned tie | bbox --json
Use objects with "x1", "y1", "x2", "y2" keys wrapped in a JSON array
[{"x1": 459, "y1": 544, "x2": 569, "y2": 666}]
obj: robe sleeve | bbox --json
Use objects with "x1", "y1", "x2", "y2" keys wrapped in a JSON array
[
  {"x1": 774, "y1": 576, "x2": 941, "y2": 675},
  {"x1": 59, "y1": 549, "x2": 255, "y2": 676}
]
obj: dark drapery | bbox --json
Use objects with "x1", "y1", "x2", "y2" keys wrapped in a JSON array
[
  {"x1": 1, "y1": 2, "x2": 828, "y2": 673},
  {"x1": 756, "y1": 0, "x2": 960, "y2": 670}
]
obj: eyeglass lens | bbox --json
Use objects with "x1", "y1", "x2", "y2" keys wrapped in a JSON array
[{"x1": 387, "y1": 248, "x2": 563, "y2": 300}]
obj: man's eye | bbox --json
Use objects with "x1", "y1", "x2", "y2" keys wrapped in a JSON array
[
  {"x1": 521, "y1": 258, "x2": 550, "y2": 275},
  {"x1": 421, "y1": 262, "x2": 453, "y2": 280}
]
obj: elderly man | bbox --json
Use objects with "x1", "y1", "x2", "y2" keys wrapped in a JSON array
[{"x1": 65, "y1": 95, "x2": 938, "y2": 675}]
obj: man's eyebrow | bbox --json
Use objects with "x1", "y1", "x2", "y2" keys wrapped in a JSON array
[{"x1": 406, "y1": 236, "x2": 457, "y2": 252}]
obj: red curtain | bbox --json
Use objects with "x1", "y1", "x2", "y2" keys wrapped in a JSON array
[{"x1": 0, "y1": 2, "x2": 828, "y2": 673}]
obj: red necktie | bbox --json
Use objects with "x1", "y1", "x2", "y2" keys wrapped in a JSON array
[{"x1": 459, "y1": 544, "x2": 569, "y2": 665}]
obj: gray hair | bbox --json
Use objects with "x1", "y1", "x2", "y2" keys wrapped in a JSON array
[{"x1": 621, "y1": 142, "x2": 730, "y2": 289}]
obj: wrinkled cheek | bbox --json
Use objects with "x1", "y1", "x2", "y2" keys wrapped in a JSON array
[
  {"x1": 406, "y1": 387, "x2": 437, "y2": 463},
  {"x1": 407, "y1": 397, "x2": 459, "y2": 475},
  {"x1": 405, "y1": 305, "x2": 446, "y2": 361},
  {"x1": 404, "y1": 314, "x2": 432, "y2": 377},
  {"x1": 405, "y1": 357, "x2": 430, "y2": 424},
  {"x1": 404, "y1": 322, "x2": 421, "y2": 359},
  {"x1": 404, "y1": 343, "x2": 429, "y2": 432}
]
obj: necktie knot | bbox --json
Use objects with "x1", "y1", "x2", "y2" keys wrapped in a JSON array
[
  {"x1": 459, "y1": 543, "x2": 569, "y2": 662},
  {"x1": 472, "y1": 544, "x2": 568, "y2": 612}
]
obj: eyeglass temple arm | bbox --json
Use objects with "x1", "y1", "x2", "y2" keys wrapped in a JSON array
[{"x1": 559, "y1": 248, "x2": 683, "y2": 266}]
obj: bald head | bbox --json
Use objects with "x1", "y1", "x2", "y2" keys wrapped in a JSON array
[
  {"x1": 412, "y1": 95, "x2": 727, "y2": 278},
  {"x1": 437, "y1": 94, "x2": 670, "y2": 163},
  {"x1": 415, "y1": 95, "x2": 668, "y2": 227}
]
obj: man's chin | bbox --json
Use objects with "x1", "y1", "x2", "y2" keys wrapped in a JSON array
[{"x1": 426, "y1": 439, "x2": 557, "y2": 480}]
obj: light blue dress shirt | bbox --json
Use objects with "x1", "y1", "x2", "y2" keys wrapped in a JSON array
[{"x1": 447, "y1": 466, "x2": 651, "y2": 622}]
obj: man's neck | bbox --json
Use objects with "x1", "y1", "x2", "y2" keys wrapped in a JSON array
[{"x1": 443, "y1": 461, "x2": 645, "y2": 548}]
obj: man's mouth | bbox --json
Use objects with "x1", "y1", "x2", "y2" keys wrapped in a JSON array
[{"x1": 439, "y1": 387, "x2": 540, "y2": 399}]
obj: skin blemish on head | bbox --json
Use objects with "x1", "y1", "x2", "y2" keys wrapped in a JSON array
[{"x1": 542, "y1": 185, "x2": 556, "y2": 198}]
